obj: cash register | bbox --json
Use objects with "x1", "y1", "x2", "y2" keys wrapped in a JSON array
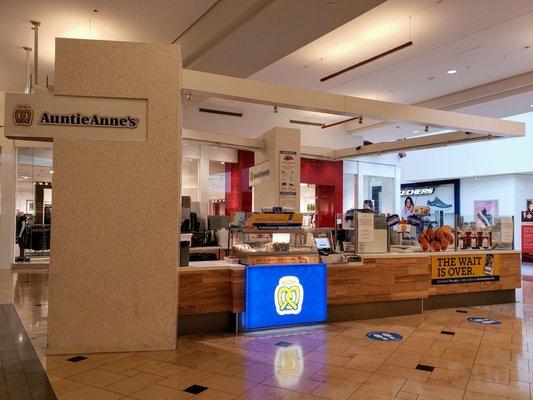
[{"x1": 314, "y1": 236, "x2": 361, "y2": 264}]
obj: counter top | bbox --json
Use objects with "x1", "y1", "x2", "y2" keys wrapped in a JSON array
[
  {"x1": 361, "y1": 249, "x2": 520, "y2": 259},
  {"x1": 178, "y1": 249, "x2": 519, "y2": 270},
  {"x1": 189, "y1": 246, "x2": 225, "y2": 252}
]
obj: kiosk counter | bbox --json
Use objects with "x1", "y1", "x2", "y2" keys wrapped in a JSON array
[{"x1": 177, "y1": 249, "x2": 521, "y2": 335}]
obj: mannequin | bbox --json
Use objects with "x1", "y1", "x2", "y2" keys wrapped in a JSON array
[{"x1": 15, "y1": 213, "x2": 32, "y2": 262}]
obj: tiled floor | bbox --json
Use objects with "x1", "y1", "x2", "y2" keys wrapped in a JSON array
[{"x1": 3, "y1": 269, "x2": 533, "y2": 399}]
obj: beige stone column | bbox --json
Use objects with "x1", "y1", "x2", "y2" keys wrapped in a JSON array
[
  {"x1": 254, "y1": 127, "x2": 301, "y2": 212},
  {"x1": 47, "y1": 39, "x2": 181, "y2": 354}
]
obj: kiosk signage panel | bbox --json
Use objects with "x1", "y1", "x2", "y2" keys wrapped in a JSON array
[
  {"x1": 5, "y1": 92, "x2": 147, "y2": 141},
  {"x1": 243, "y1": 263, "x2": 327, "y2": 330}
]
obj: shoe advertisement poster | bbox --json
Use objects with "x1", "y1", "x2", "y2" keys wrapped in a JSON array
[
  {"x1": 474, "y1": 200, "x2": 499, "y2": 228},
  {"x1": 400, "y1": 182, "x2": 456, "y2": 228}
]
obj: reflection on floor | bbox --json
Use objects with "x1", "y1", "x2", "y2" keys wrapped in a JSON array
[
  {"x1": 0, "y1": 303, "x2": 56, "y2": 399},
  {"x1": 3, "y1": 269, "x2": 533, "y2": 399}
]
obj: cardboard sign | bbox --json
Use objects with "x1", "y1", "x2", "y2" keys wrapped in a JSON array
[
  {"x1": 5, "y1": 92, "x2": 147, "y2": 141},
  {"x1": 431, "y1": 253, "x2": 500, "y2": 285},
  {"x1": 357, "y1": 212, "x2": 374, "y2": 243}
]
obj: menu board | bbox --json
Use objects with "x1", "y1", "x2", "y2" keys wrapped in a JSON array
[{"x1": 279, "y1": 151, "x2": 297, "y2": 194}]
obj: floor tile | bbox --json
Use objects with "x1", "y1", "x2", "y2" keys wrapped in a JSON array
[
  {"x1": 401, "y1": 380, "x2": 464, "y2": 400},
  {"x1": 199, "y1": 374, "x2": 256, "y2": 396},
  {"x1": 105, "y1": 372, "x2": 163, "y2": 396},
  {"x1": 262, "y1": 372, "x2": 321, "y2": 394},
  {"x1": 310, "y1": 376, "x2": 361, "y2": 399},
  {"x1": 344, "y1": 355, "x2": 384, "y2": 373},
  {"x1": 130, "y1": 384, "x2": 194, "y2": 400},
  {"x1": 61, "y1": 385, "x2": 124, "y2": 400},
  {"x1": 69, "y1": 367, "x2": 126, "y2": 387},
  {"x1": 234, "y1": 384, "x2": 288, "y2": 400},
  {"x1": 158, "y1": 368, "x2": 214, "y2": 390},
  {"x1": 358, "y1": 373, "x2": 405, "y2": 397}
]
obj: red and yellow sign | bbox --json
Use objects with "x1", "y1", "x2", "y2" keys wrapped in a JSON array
[{"x1": 431, "y1": 253, "x2": 500, "y2": 285}]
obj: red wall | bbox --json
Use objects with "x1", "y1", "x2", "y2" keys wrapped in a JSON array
[
  {"x1": 225, "y1": 150, "x2": 254, "y2": 214},
  {"x1": 300, "y1": 158, "x2": 343, "y2": 228}
]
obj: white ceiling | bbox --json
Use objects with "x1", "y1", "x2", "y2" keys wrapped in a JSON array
[
  {"x1": 0, "y1": 0, "x2": 216, "y2": 92},
  {"x1": 191, "y1": 0, "x2": 533, "y2": 146},
  {"x1": 250, "y1": 0, "x2": 533, "y2": 101}
]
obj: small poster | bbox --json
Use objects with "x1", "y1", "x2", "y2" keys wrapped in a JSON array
[
  {"x1": 500, "y1": 216, "x2": 514, "y2": 243},
  {"x1": 474, "y1": 200, "x2": 498, "y2": 227},
  {"x1": 357, "y1": 212, "x2": 374, "y2": 243},
  {"x1": 279, "y1": 193, "x2": 297, "y2": 210},
  {"x1": 279, "y1": 151, "x2": 297, "y2": 194}
]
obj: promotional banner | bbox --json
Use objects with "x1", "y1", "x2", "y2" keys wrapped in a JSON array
[
  {"x1": 243, "y1": 264, "x2": 327, "y2": 330},
  {"x1": 431, "y1": 253, "x2": 500, "y2": 285}
]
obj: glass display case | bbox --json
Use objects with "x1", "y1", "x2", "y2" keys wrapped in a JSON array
[{"x1": 229, "y1": 227, "x2": 318, "y2": 265}]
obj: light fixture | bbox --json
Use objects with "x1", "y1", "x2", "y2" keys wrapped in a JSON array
[
  {"x1": 220, "y1": 161, "x2": 225, "y2": 165},
  {"x1": 447, "y1": 69, "x2": 457, "y2": 74},
  {"x1": 413, "y1": 130, "x2": 419, "y2": 134},
  {"x1": 50, "y1": 170, "x2": 54, "y2": 174},
  {"x1": 530, "y1": 104, "x2": 533, "y2": 108},
  {"x1": 320, "y1": 41, "x2": 413, "y2": 82}
]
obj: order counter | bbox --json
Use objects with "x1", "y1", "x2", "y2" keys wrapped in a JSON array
[{"x1": 177, "y1": 249, "x2": 521, "y2": 335}]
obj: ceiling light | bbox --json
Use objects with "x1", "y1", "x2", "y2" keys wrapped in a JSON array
[
  {"x1": 413, "y1": 130, "x2": 419, "y2": 133},
  {"x1": 220, "y1": 161, "x2": 225, "y2": 165},
  {"x1": 320, "y1": 41, "x2": 413, "y2": 82},
  {"x1": 447, "y1": 69, "x2": 457, "y2": 74},
  {"x1": 530, "y1": 104, "x2": 533, "y2": 108},
  {"x1": 50, "y1": 170, "x2": 54, "y2": 174}
]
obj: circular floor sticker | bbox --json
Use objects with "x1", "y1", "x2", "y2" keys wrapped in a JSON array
[
  {"x1": 366, "y1": 331, "x2": 403, "y2": 341},
  {"x1": 467, "y1": 317, "x2": 501, "y2": 325}
]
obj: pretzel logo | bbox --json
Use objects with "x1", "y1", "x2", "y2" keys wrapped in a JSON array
[
  {"x1": 274, "y1": 276, "x2": 304, "y2": 315},
  {"x1": 13, "y1": 104, "x2": 34, "y2": 126}
]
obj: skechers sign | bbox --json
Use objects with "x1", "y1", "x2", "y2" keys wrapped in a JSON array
[
  {"x1": 400, "y1": 188, "x2": 435, "y2": 196},
  {"x1": 243, "y1": 264, "x2": 327, "y2": 330},
  {"x1": 5, "y1": 92, "x2": 147, "y2": 142}
]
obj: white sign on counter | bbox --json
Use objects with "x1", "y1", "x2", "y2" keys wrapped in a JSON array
[
  {"x1": 357, "y1": 212, "x2": 375, "y2": 243},
  {"x1": 501, "y1": 216, "x2": 514, "y2": 243}
]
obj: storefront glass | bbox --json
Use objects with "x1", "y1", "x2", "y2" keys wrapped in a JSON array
[
  {"x1": 14, "y1": 146, "x2": 53, "y2": 262},
  {"x1": 363, "y1": 175, "x2": 395, "y2": 213}
]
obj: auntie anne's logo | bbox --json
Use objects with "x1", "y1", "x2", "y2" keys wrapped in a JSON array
[
  {"x1": 274, "y1": 276, "x2": 304, "y2": 316},
  {"x1": 13, "y1": 104, "x2": 34, "y2": 126}
]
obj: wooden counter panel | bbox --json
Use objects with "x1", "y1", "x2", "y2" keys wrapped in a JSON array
[
  {"x1": 178, "y1": 269, "x2": 232, "y2": 315},
  {"x1": 230, "y1": 269, "x2": 245, "y2": 313},
  {"x1": 327, "y1": 257, "x2": 431, "y2": 305},
  {"x1": 177, "y1": 252, "x2": 520, "y2": 316},
  {"x1": 428, "y1": 252, "x2": 521, "y2": 296}
]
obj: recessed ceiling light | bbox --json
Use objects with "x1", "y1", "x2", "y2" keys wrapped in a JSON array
[
  {"x1": 447, "y1": 69, "x2": 457, "y2": 74},
  {"x1": 220, "y1": 161, "x2": 225, "y2": 165},
  {"x1": 413, "y1": 130, "x2": 419, "y2": 133}
]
